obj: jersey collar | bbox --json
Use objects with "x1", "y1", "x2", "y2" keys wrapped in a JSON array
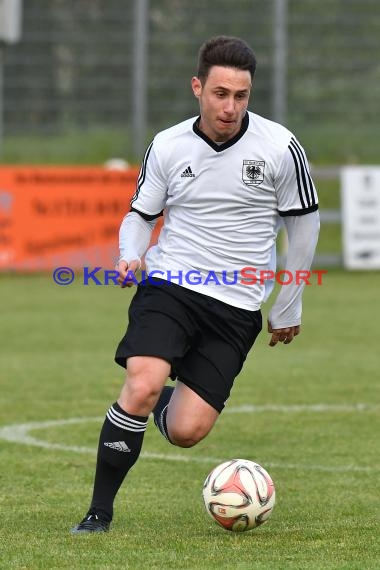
[{"x1": 192, "y1": 112, "x2": 249, "y2": 152}]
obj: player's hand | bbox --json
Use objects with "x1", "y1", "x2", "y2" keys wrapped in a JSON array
[
  {"x1": 115, "y1": 259, "x2": 140, "y2": 288},
  {"x1": 267, "y1": 321, "x2": 300, "y2": 347}
]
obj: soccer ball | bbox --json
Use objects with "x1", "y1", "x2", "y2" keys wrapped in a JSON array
[{"x1": 202, "y1": 459, "x2": 275, "y2": 532}]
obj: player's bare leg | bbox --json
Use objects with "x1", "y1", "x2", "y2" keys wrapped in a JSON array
[
  {"x1": 118, "y1": 356, "x2": 171, "y2": 416},
  {"x1": 153, "y1": 381, "x2": 219, "y2": 447},
  {"x1": 166, "y1": 381, "x2": 219, "y2": 447}
]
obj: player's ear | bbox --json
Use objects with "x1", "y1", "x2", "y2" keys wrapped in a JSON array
[{"x1": 191, "y1": 76, "x2": 202, "y2": 99}]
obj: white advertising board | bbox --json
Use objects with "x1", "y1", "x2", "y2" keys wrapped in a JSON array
[
  {"x1": 341, "y1": 166, "x2": 380, "y2": 270},
  {"x1": 0, "y1": 0, "x2": 22, "y2": 44}
]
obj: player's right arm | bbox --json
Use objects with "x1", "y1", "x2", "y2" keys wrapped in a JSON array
[
  {"x1": 117, "y1": 141, "x2": 167, "y2": 287},
  {"x1": 116, "y1": 212, "x2": 156, "y2": 287}
]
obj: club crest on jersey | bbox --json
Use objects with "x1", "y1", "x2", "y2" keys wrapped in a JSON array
[{"x1": 242, "y1": 160, "x2": 265, "y2": 187}]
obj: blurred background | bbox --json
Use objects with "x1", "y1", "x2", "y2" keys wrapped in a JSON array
[
  {"x1": 0, "y1": 0, "x2": 380, "y2": 269},
  {"x1": 1, "y1": 0, "x2": 379, "y2": 162}
]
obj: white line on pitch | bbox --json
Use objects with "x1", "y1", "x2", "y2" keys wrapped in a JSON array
[
  {"x1": 225, "y1": 403, "x2": 380, "y2": 413},
  {"x1": 0, "y1": 415, "x2": 378, "y2": 473}
]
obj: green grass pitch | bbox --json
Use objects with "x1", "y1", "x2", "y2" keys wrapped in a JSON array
[{"x1": 0, "y1": 270, "x2": 379, "y2": 569}]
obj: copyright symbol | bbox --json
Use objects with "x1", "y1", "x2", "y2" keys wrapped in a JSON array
[{"x1": 53, "y1": 267, "x2": 74, "y2": 285}]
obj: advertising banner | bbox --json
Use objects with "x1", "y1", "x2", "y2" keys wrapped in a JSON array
[
  {"x1": 0, "y1": 166, "x2": 161, "y2": 271},
  {"x1": 341, "y1": 166, "x2": 380, "y2": 270}
]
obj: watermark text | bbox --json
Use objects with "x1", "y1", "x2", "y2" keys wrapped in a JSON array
[{"x1": 52, "y1": 266, "x2": 327, "y2": 286}]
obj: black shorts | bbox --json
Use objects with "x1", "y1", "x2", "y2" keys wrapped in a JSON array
[{"x1": 115, "y1": 279, "x2": 262, "y2": 412}]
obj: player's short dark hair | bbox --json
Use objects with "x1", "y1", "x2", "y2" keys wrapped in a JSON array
[{"x1": 197, "y1": 36, "x2": 257, "y2": 83}]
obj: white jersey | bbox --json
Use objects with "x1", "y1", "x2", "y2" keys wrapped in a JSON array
[{"x1": 123, "y1": 111, "x2": 319, "y2": 313}]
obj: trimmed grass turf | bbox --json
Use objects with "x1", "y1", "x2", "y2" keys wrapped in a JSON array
[{"x1": 0, "y1": 271, "x2": 379, "y2": 569}]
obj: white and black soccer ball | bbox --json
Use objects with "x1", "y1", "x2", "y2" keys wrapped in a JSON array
[{"x1": 202, "y1": 459, "x2": 275, "y2": 532}]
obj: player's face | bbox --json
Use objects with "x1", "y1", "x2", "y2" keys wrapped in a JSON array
[{"x1": 192, "y1": 66, "x2": 251, "y2": 142}]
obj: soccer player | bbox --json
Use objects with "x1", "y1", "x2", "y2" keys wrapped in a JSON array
[{"x1": 72, "y1": 36, "x2": 319, "y2": 533}]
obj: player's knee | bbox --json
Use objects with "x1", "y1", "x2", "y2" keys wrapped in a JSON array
[
  {"x1": 169, "y1": 424, "x2": 207, "y2": 448},
  {"x1": 169, "y1": 433, "x2": 198, "y2": 448},
  {"x1": 128, "y1": 381, "x2": 161, "y2": 409},
  {"x1": 119, "y1": 370, "x2": 163, "y2": 414}
]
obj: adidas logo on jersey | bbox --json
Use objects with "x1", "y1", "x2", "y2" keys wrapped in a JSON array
[
  {"x1": 181, "y1": 166, "x2": 195, "y2": 178},
  {"x1": 104, "y1": 441, "x2": 131, "y2": 452}
]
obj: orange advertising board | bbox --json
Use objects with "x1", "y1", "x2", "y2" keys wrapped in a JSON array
[{"x1": 0, "y1": 166, "x2": 161, "y2": 271}]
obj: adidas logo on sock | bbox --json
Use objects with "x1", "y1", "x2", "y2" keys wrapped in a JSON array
[
  {"x1": 104, "y1": 441, "x2": 131, "y2": 452},
  {"x1": 181, "y1": 166, "x2": 195, "y2": 178}
]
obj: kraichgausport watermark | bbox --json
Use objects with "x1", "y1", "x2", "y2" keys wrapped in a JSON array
[
  {"x1": 53, "y1": 267, "x2": 75, "y2": 285},
  {"x1": 52, "y1": 267, "x2": 327, "y2": 286}
]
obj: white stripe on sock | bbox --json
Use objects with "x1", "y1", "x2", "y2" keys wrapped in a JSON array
[
  {"x1": 158, "y1": 404, "x2": 170, "y2": 441},
  {"x1": 107, "y1": 407, "x2": 147, "y2": 433},
  {"x1": 109, "y1": 406, "x2": 147, "y2": 427}
]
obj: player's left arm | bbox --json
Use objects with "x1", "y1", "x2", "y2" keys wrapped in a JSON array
[
  {"x1": 268, "y1": 137, "x2": 320, "y2": 346},
  {"x1": 268, "y1": 211, "x2": 320, "y2": 346}
]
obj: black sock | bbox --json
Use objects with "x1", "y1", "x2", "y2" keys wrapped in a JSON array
[
  {"x1": 152, "y1": 385, "x2": 174, "y2": 444},
  {"x1": 89, "y1": 402, "x2": 148, "y2": 521}
]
